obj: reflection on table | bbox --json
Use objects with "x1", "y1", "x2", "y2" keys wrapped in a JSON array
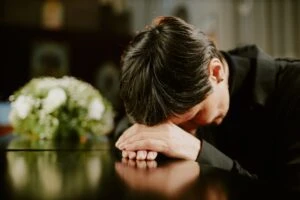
[
  {"x1": 0, "y1": 135, "x2": 276, "y2": 200},
  {"x1": 115, "y1": 159, "x2": 200, "y2": 199},
  {"x1": 6, "y1": 151, "x2": 111, "y2": 200}
]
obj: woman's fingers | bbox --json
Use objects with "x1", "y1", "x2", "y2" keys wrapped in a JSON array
[
  {"x1": 129, "y1": 151, "x2": 137, "y2": 159},
  {"x1": 122, "y1": 150, "x2": 137, "y2": 159},
  {"x1": 122, "y1": 150, "x2": 129, "y2": 158},
  {"x1": 136, "y1": 150, "x2": 147, "y2": 160},
  {"x1": 137, "y1": 150, "x2": 158, "y2": 160},
  {"x1": 147, "y1": 151, "x2": 158, "y2": 160}
]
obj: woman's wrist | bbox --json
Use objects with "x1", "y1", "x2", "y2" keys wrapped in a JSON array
[{"x1": 190, "y1": 137, "x2": 201, "y2": 161}]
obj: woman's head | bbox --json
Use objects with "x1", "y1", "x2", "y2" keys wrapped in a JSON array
[{"x1": 120, "y1": 16, "x2": 228, "y2": 126}]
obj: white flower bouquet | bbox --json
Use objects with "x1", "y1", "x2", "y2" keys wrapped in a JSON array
[{"x1": 9, "y1": 76, "x2": 114, "y2": 140}]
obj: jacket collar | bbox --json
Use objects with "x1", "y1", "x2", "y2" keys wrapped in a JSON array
[{"x1": 221, "y1": 45, "x2": 278, "y2": 106}]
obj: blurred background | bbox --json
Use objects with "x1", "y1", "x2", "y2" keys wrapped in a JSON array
[{"x1": 1, "y1": 0, "x2": 299, "y2": 122}]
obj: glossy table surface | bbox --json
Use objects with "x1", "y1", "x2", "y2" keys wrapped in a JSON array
[{"x1": 0, "y1": 134, "x2": 276, "y2": 200}]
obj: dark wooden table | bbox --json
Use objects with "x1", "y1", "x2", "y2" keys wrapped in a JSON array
[{"x1": 0, "y1": 134, "x2": 276, "y2": 200}]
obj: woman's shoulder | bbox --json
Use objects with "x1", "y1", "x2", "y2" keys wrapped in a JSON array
[{"x1": 225, "y1": 44, "x2": 273, "y2": 60}]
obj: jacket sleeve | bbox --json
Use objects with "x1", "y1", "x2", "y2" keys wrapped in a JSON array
[
  {"x1": 196, "y1": 139, "x2": 257, "y2": 179},
  {"x1": 271, "y1": 60, "x2": 300, "y2": 195},
  {"x1": 279, "y1": 94, "x2": 300, "y2": 194}
]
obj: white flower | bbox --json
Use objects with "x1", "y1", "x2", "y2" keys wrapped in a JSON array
[
  {"x1": 12, "y1": 95, "x2": 34, "y2": 119},
  {"x1": 9, "y1": 76, "x2": 114, "y2": 139},
  {"x1": 36, "y1": 78, "x2": 58, "y2": 91},
  {"x1": 8, "y1": 110, "x2": 18, "y2": 124},
  {"x1": 88, "y1": 98, "x2": 105, "y2": 120},
  {"x1": 43, "y1": 87, "x2": 67, "y2": 114}
]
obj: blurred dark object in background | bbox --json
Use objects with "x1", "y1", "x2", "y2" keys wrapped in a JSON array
[
  {"x1": 171, "y1": 3, "x2": 190, "y2": 23},
  {"x1": 30, "y1": 41, "x2": 69, "y2": 78}
]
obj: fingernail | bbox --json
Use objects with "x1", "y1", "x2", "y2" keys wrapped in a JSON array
[
  {"x1": 129, "y1": 153, "x2": 136, "y2": 159},
  {"x1": 148, "y1": 154, "x2": 153, "y2": 160},
  {"x1": 147, "y1": 152, "x2": 157, "y2": 160},
  {"x1": 122, "y1": 151, "x2": 128, "y2": 158},
  {"x1": 137, "y1": 151, "x2": 144, "y2": 160}
]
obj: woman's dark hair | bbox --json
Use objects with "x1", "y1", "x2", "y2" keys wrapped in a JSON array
[{"x1": 120, "y1": 16, "x2": 223, "y2": 126}]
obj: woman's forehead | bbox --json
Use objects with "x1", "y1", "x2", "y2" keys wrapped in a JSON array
[{"x1": 169, "y1": 103, "x2": 203, "y2": 124}]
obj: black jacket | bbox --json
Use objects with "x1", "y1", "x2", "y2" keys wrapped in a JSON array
[{"x1": 197, "y1": 45, "x2": 300, "y2": 193}]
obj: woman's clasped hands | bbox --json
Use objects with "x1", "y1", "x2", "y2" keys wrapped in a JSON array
[{"x1": 115, "y1": 122, "x2": 201, "y2": 161}]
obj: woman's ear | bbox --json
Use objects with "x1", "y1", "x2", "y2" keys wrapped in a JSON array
[{"x1": 208, "y1": 58, "x2": 224, "y2": 83}]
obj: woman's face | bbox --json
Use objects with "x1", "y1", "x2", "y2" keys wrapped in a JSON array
[{"x1": 170, "y1": 58, "x2": 230, "y2": 132}]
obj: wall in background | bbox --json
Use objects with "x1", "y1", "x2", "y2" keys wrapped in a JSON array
[{"x1": 126, "y1": 0, "x2": 300, "y2": 58}]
